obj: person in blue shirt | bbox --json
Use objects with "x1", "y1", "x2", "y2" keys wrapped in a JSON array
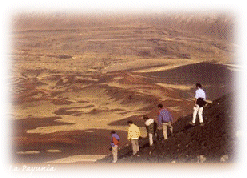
[{"x1": 158, "y1": 104, "x2": 173, "y2": 140}]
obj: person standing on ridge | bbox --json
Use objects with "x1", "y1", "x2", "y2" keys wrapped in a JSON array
[
  {"x1": 190, "y1": 83, "x2": 206, "y2": 126},
  {"x1": 158, "y1": 104, "x2": 173, "y2": 140},
  {"x1": 110, "y1": 131, "x2": 120, "y2": 163},
  {"x1": 127, "y1": 120, "x2": 141, "y2": 156}
]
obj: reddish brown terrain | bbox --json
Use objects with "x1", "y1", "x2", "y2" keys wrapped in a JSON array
[{"x1": 10, "y1": 11, "x2": 238, "y2": 163}]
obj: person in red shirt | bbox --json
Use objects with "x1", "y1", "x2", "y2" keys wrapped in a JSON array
[{"x1": 110, "y1": 131, "x2": 120, "y2": 163}]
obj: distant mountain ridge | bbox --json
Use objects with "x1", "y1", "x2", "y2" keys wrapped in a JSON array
[{"x1": 12, "y1": 12, "x2": 235, "y2": 63}]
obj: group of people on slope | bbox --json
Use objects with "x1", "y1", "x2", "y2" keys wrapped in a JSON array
[{"x1": 110, "y1": 83, "x2": 207, "y2": 163}]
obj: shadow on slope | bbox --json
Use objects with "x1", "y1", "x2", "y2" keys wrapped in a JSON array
[
  {"x1": 142, "y1": 62, "x2": 235, "y2": 100},
  {"x1": 12, "y1": 128, "x2": 128, "y2": 163}
]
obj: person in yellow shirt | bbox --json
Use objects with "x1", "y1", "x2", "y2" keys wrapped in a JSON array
[{"x1": 127, "y1": 120, "x2": 141, "y2": 156}]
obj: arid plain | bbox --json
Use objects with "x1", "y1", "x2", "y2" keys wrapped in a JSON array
[{"x1": 10, "y1": 11, "x2": 237, "y2": 163}]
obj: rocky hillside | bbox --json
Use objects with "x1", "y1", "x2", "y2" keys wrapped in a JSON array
[{"x1": 97, "y1": 93, "x2": 238, "y2": 163}]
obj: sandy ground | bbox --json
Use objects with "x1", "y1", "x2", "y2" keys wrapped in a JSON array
[
  {"x1": 11, "y1": 62, "x2": 237, "y2": 163},
  {"x1": 10, "y1": 12, "x2": 237, "y2": 163}
]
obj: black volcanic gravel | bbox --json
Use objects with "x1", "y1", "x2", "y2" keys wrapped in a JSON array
[{"x1": 97, "y1": 93, "x2": 238, "y2": 163}]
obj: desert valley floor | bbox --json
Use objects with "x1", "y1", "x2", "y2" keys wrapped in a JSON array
[{"x1": 10, "y1": 12, "x2": 240, "y2": 163}]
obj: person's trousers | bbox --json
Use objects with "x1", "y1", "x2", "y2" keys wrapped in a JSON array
[
  {"x1": 112, "y1": 145, "x2": 118, "y2": 163},
  {"x1": 131, "y1": 139, "x2": 139, "y2": 155},
  {"x1": 148, "y1": 133, "x2": 153, "y2": 146},
  {"x1": 192, "y1": 104, "x2": 203, "y2": 124},
  {"x1": 162, "y1": 122, "x2": 173, "y2": 140}
]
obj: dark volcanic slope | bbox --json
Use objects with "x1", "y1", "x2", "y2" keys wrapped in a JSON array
[
  {"x1": 97, "y1": 93, "x2": 238, "y2": 163},
  {"x1": 143, "y1": 62, "x2": 233, "y2": 85},
  {"x1": 141, "y1": 62, "x2": 235, "y2": 100}
]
